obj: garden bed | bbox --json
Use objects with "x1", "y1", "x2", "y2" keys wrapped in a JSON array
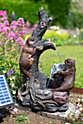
[{"x1": 0, "y1": 93, "x2": 83, "y2": 124}]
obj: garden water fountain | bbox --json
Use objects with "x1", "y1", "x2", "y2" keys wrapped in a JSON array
[{"x1": 18, "y1": 7, "x2": 76, "y2": 117}]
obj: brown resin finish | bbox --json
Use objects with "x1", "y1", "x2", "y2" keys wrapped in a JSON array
[
  {"x1": 19, "y1": 37, "x2": 39, "y2": 78},
  {"x1": 52, "y1": 59, "x2": 76, "y2": 92}
]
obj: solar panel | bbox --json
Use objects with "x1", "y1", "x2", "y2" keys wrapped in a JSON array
[{"x1": 0, "y1": 73, "x2": 14, "y2": 108}]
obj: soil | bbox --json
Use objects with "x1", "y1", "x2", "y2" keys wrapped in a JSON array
[{"x1": 0, "y1": 93, "x2": 82, "y2": 124}]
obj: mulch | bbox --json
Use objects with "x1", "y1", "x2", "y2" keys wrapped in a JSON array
[{"x1": 71, "y1": 87, "x2": 83, "y2": 94}]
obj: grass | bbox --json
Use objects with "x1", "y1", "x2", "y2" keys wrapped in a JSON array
[{"x1": 39, "y1": 45, "x2": 83, "y2": 88}]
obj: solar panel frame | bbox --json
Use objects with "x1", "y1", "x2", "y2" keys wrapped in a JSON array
[{"x1": 0, "y1": 73, "x2": 14, "y2": 108}]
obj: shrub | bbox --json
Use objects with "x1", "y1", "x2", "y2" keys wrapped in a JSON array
[
  {"x1": 42, "y1": 29, "x2": 69, "y2": 46},
  {"x1": 0, "y1": 0, "x2": 48, "y2": 26},
  {"x1": 66, "y1": 0, "x2": 83, "y2": 29},
  {"x1": 46, "y1": 0, "x2": 71, "y2": 27},
  {"x1": 67, "y1": 12, "x2": 83, "y2": 29}
]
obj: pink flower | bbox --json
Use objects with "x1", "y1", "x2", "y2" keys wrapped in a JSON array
[
  {"x1": 19, "y1": 41, "x2": 25, "y2": 46},
  {"x1": 0, "y1": 10, "x2": 4, "y2": 17},
  {"x1": 76, "y1": 115, "x2": 79, "y2": 119},
  {"x1": 20, "y1": 30, "x2": 25, "y2": 35},
  {"x1": 81, "y1": 118, "x2": 83, "y2": 121},
  {"x1": 31, "y1": 27, "x2": 35, "y2": 31},
  {"x1": 26, "y1": 21, "x2": 30, "y2": 27},
  {"x1": 4, "y1": 20, "x2": 9, "y2": 25},
  {"x1": 17, "y1": 17, "x2": 24, "y2": 26},
  {"x1": 33, "y1": 24, "x2": 38, "y2": 28},
  {"x1": 0, "y1": 22, "x2": 2, "y2": 25},
  {"x1": 10, "y1": 25, "x2": 17, "y2": 30},
  {"x1": 10, "y1": 21, "x2": 17, "y2": 30},
  {"x1": 3, "y1": 26, "x2": 10, "y2": 32},
  {"x1": 0, "y1": 23, "x2": 4, "y2": 29},
  {"x1": 3, "y1": 26, "x2": 10, "y2": 35},
  {"x1": 77, "y1": 102, "x2": 82, "y2": 107},
  {"x1": 76, "y1": 106, "x2": 79, "y2": 109},
  {"x1": 15, "y1": 39, "x2": 18, "y2": 44},
  {"x1": 11, "y1": 21, "x2": 17, "y2": 26},
  {"x1": 9, "y1": 32, "x2": 16, "y2": 40},
  {"x1": 16, "y1": 37, "x2": 25, "y2": 46},
  {"x1": 0, "y1": 29, "x2": 3, "y2": 33},
  {"x1": 0, "y1": 10, "x2": 7, "y2": 21},
  {"x1": 0, "y1": 41, "x2": 2, "y2": 45},
  {"x1": 0, "y1": 10, "x2": 7, "y2": 17},
  {"x1": 1, "y1": 16, "x2": 7, "y2": 21},
  {"x1": 5, "y1": 40, "x2": 9, "y2": 44}
]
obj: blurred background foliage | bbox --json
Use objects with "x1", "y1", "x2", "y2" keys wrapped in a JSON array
[
  {"x1": 46, "y1": 0, "x2": 71, "y2": 28},
  {"x1": 0, "y1": 0, "x2": 83, "y2": 28},
  {"x1": 0, "y1": 0, "x2": 48, "y2": 26}
]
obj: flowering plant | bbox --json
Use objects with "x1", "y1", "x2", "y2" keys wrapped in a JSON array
[
  {"x1": 65, "y1": 95, "x2": 83, "y2": 124},
  {"x1": 42, "y1": 28, "x2": 69, "y2": 46},
  {"x1": 0, "y1": 10, "x2": 38, "y2": 98},
  {"x1": 0, "y1": 10, "x2": 37, "y2": 55}
]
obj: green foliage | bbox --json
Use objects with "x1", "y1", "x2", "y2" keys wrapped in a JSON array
[
  {"x1": 16, "y1": 115, "x2": 29, "y2": 123},
  {"x1": 49, "y1": 122, "x2": 54, "y2": 124},
  {"x1": 0, "y1": 0, "x2": 48, "y2": 26},
  {"x1": 42, "y1": 29, "x2": 69, "y2": 46},
  {"x1": 0, "y1": 52, "x2": 23, "y2": 98},
  {"x1": 46, "y1": 0, "x2": 71, "y2": 27},
  {"x1": 66, "y1": 0, "x2": 83, "y2": 29},
  {"x1": 39, "y1": 45, "x2": 83, "y2": 88},
  {"x1": 67, "y1": 12, "x2": 83, "y2": 29}
]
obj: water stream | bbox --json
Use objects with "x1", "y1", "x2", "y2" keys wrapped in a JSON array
[{"x1": 55, "y1": 49, "x2": 62, "y2": 63}]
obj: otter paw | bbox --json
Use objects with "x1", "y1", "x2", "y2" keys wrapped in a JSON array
[
  {"x1": 57, "y1": 71, "x2": 62, "y2": 74},
  {"x1": 37, "y1": 46, "x2": 43, "y2": 50},
  {"x1": 28, "y1": 74, "x2": 31, "y2": 79},
  {"x1": 31, "y1": 58, "x2": 34, "y2": 62}
]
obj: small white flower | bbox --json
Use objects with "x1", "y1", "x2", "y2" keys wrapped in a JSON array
[
  {"x1": 75, "y1": 40, "x2": 79, "y2": 44},
  {"x1": 3, "y1": 70, "x2": 6, "y2": 73},
  {"x1": 64, "y1": 113, "x2": 68, "y2": 118},
  {"x1": 12, "y1": 90, "x2": 16, "y2": 95},
  {"x1": 80, "y1": 107, "x2": 83, "y2": 111},
  {"x1": 78, "y1": 98, "x2": 81, "y2": 102},
  {"x1": 56, "y1": 31, "x2": 61, "y2": 34},
  {"x1": 12, "y1": 76, "x2": 15, "y2": 80},
  {"x1": 14, "y1": 108, "x2": 18, "y2": 112},
  {"x1": 65, "y1": 110, "x2": 70, "y2": 114},
  {"x1": 50, "y1": 26, "x2": 60, "y2": 30},
  {"x1": 10, "y1": 78, "x2": 13, "y2": 81},
  {"x1": 75, "y1": 110, "x2": 80, "y2": 115},
  {"x1": 11, "y1": 84, "x2": 14, "y2": 87},
  {"x1": 76, "y1": 28, "x2": 80, "y2": 35},
  {"x1": 81, "y1": 98, "x2": 83, "y2": 102},
  {"x1": 73, "y1": 34, "x2": 76, "y2": 38}
]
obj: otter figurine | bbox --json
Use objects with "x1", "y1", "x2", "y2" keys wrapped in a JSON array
[
  {"x1": 19, "y1": 37, "x2": 38, "y2": 78},
  {"x1": 52, "y1": 59, "x2": 76, "y2": 92}
]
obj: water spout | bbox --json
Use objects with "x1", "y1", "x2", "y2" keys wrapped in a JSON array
[{"x1": 56, "y1": 49, "x2": 62, "y2": 62}]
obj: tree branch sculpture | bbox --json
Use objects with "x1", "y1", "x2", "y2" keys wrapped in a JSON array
[{"x1": 18, "y1": 7, "x2": 76, "y2": 112}]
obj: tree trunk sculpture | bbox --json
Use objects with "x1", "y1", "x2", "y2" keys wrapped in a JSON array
[{"x1": 18, "y1": 7, "x2": 76, "y2": 112}]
